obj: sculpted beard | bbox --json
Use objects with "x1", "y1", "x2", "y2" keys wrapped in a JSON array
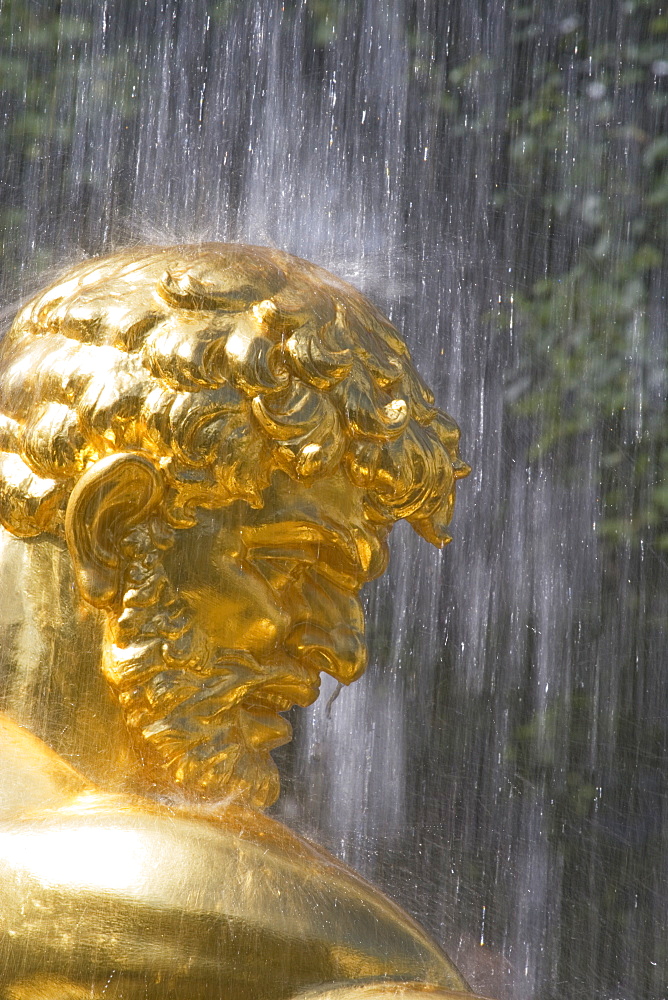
[{"x1": 105, "y1": 514, "x2": 364, "y2": 809}]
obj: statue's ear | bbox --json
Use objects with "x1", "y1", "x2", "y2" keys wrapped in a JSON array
[{"x1": 65, "y1": 453, "x2": 164, "y2": 608}]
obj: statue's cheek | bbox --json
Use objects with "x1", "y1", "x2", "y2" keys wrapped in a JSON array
[{"x1": 179, "y1": 564, "x2": 291, "y2": 656}]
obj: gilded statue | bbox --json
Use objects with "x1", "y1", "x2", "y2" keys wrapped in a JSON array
[{"x1": 0, "y1": 244, "x2": 483, "y2": 1000}]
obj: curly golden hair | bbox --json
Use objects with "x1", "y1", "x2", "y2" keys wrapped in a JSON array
[{"x1": 0, "y1": 243, "x2": 467, "y2": 544}]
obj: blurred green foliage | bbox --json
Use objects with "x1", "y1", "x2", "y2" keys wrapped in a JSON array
[
  {"x1": 420, "y1": 0, "x2": 668, "y2": 549},
  {"x1": 501, "y1": 4, "x2": 668, "y2": 551}
]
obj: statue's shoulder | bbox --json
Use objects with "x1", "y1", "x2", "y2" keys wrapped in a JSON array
[
  {"x1": 0, "y1": 712, "x2": 89, "y2": 817},
  {"x1": 0, "y1": 716, "x2": 470, "y2": 998}
]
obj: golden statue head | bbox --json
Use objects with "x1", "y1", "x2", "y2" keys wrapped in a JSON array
[{"x1": 0, "y1": 244, "x2": 468, "y2": 808}]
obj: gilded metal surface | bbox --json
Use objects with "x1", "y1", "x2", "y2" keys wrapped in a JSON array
[
  {"x1": 298, "y1": 986, "x2": 496, "y2": 1000},
  {"x1": 0, "y1": 244, "x2": 478, "y2": 999}
]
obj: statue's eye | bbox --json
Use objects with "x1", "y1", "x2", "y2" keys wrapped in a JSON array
[
  {"x1": 239, "y1": 522, "x2": 363, "y2": 592},
  {"x1": 244, "y1": 545, "x2": 315, "y2": 591}
]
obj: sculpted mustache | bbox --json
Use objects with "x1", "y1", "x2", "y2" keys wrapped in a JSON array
[
  {"x1": 177, "y1": 649, "x2": 286, "y2": 718},
  {"x1": 168, "y1": 622, "x2": 364, "y2": 723},
  {"x1": 176, "y1": 640, "x2": 326, "y2": 719}
]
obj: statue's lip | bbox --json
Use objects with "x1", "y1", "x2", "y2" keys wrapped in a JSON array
[
  {"x1": 245, "y1": 668, "x2": 322, "y2": 713},
  {"x1": 245, "y1": 690, "x2": 295, "y2": 713}
]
